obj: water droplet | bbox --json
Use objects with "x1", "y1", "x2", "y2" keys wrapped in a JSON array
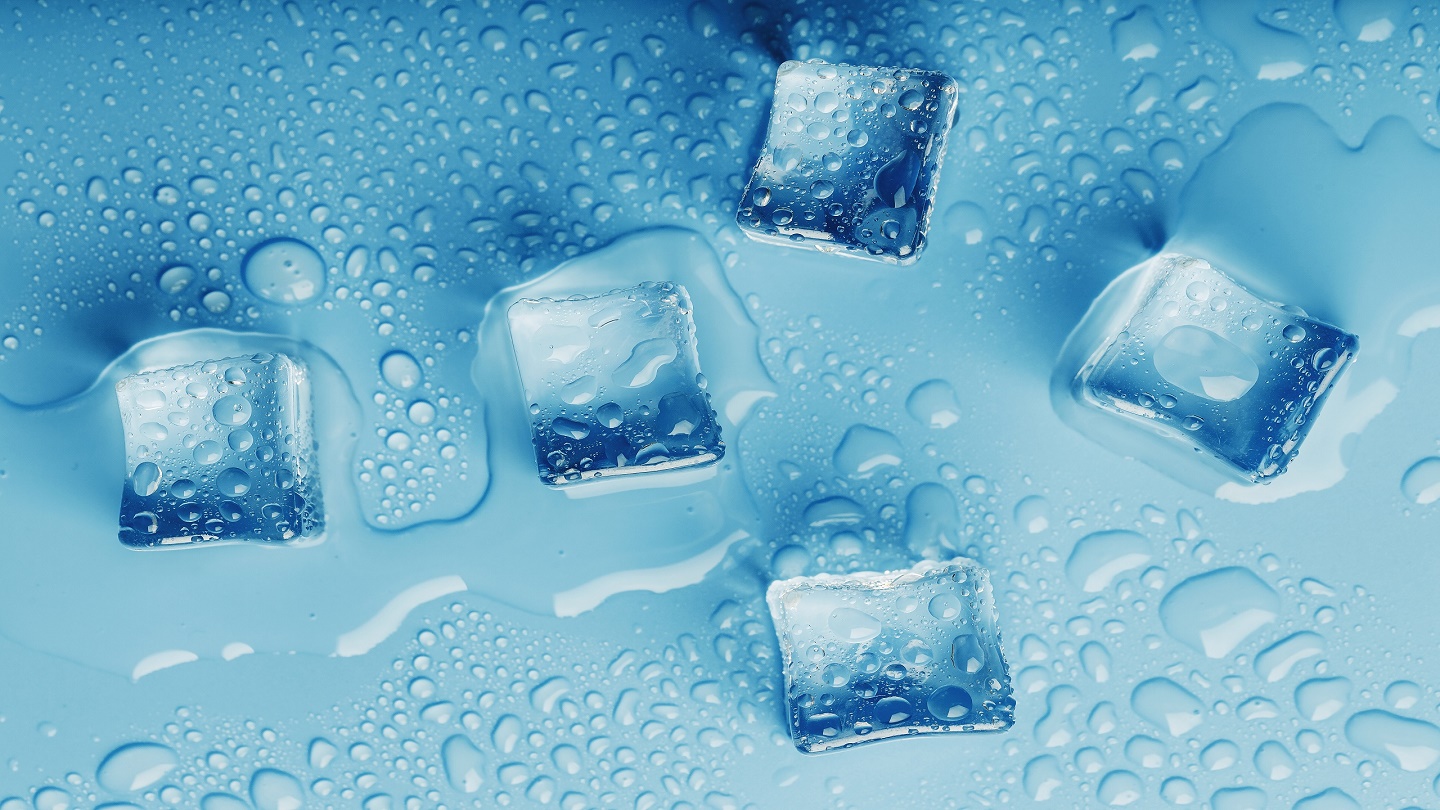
[
  {"x1": 201, "y1": 290, "x2": 231, "y2": 313},
  {"x1": 380, "y1": 351, "x2": 423, "y2": 389},
  {"x1": 873, "y1": 695, "x2": 914, "y2": 724},
  {"x1": 242, "y1": 238, "x2": 326, "y2": 305},
  {"x1": 926, "y1": 685, "x2": 972, "y2": 721},
  {"x1": 157, "y1": 265, "x2": 196, "y2": 294},
  {"x1": 1250, "y1": 631, "x2": 1323, "y2": 683},
  {"x1": 96, "y1": 742, "x2": 179, "y2": 792},
  {"x1": 1013, "y1": 495, "x2": 1051, "y2": 533},
  {"x1": 216, "y1": 468, "x2": 252, "y2": 497},
  {"x1": 131, "y1": 462, "x2": 160, "y2": 497},
  {"x1": 1131, "y1": 677, "x2": 1205, "y2": 736},
  {"x1": 833, "y1": 424, "x2": 903, "y2": 477},
  {"x1": 441, "y1": 735, "x2": 486, "y2": 793},
  {"x1": 193, "y1": 440, "x2": 223, "y2": 465},
  {"x1": 135, "y1": 389, "x2": 166, "y2": 410},
  {"x1": 1345, "y1": 709, "x2": 1440, "y2": 771},
  {"x1": 1065, "y1": 530, "x2": 1151, "y2": 593},
  {"x1": 1096, "y1": 770, "x2": 1145, "y2": 806},
  {"x1": 212, "y1": 395, "x2": 252, "y2": 426},
  {"x1": 248, "y1": 769, "x2": 303, "y2": 810},
  {"x1": 905, "y1": 379, "x2": 962, "y2": 428},
  {"x1": 407, "y1": 400, "x2": 436, "y2": 426},
  {"x1": 1159, "y1": 567, "x2": 1278, "y2": 658},
  {"x1": 1402, "y1": 457, "x2": 1440, "y2": 504}
]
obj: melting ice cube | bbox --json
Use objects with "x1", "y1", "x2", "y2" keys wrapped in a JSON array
[
  {"x1": 737, "y1": 60, "x2": 959, "y2": 264},
  {"x1": 1069, "y1": 254, "x2": 1358, "y2": 482},
  {"x1": 114, "y1": 353, "x2": 323, "y2": 548},
  {"x1": 766, "y1": 558, "x2": 1014, "y2": 753},
  {"x1": 506, "y1": 281, "x2": 723, "y2": 486}
]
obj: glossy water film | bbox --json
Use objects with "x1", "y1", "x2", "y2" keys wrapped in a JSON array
[
  {"x1": 115, "y1": 352, "x2": 323, "y2": 547},
  {"x1": 507, "y1": 281, "x2": 723, "y2": 486},
  {"x1": 737, "y1": 60, "x2": 958, "y2": 264},
  {"x1": 1070, "y1": 254, "x2": 1358, "y2": 483},
  {"x1": 766, "y1": 558, "x2": 1014, "y2": 753}
]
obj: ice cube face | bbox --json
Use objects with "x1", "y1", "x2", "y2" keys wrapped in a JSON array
[
  {"x1": 115, "y1": 353, "x2": 323, "y2": 548},
  {"x1": 507, "y1": 282, "x2": 723, "y2": 486},
  {"x1": 737, "y1": 60, "x2": 958, "y2": 264},
  {"x1": 1076, "y1": 254, "x2": 1358, "y2": 482},
  {"x1": 766, "y1": 558, "x2": 1014, "y2": 754}
]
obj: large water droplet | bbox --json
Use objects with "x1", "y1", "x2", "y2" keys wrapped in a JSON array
[
  {"x1": 1401, "y1": 456, "x2": 1440, "y2": 504},
  {"x1": 242, "y1": 238, "x2": 326, "y2": 305},
  {"x1": 1065, "y1": 530, "x2": 1151, "y2": 593},
  {"x1": 441, "y1": 734, "x2": 486, "y2": 793},
  {"x1": 833, "y1": 424, "x2": 903, "y2": 478},
  {"x1": 1131, "y1": 677, "x2": 1205, "y2": 736},
  {"x1": 1096, "y1": 769, "x2": 1145, "y2": 806},
  {"x1": 216, "y1": 468, "x2": 252, "y2": 497},
  {"x1": 212, "y1": 394, "x2": 253, "y2": 426},
  {"x1": 156, "y1": 265, "x2": 196, "y2": 295},
  {"x1": 96, "y1": 742, "x2": 179, "y2": 792},
  {"x1": 131, "y1": 462, "x2": 161, "y2": 497},
  {"x1": 1013, "y1": 495, "x2": 1051, "y2": 533},
  {"x1": 248, "y1": 768, "x2": 304, "y2": 810},
  {"x1": 926, "y1": 685, "x2": 973, "y2": 721},
  {"x1": 380, "y1": 351, "x2": 423, "y2": 390},
  {"x1": 1344, "y1": 709, "x2": 1440, "y2": 771},
  {"x1": 1254, "y1": 631, "x2": 1325, "y2": 682},
  {"x1": 873, "y1": 695, "x2": 914, "y2": 725},
  {"x1": 1159, "y1": 567, "x2": 1278, "y2": 658},
  {"x1": 905, "y1": 379, "x2": 962, "y2": 428}
]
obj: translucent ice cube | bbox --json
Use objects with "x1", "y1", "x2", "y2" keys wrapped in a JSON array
[
  {"x1": 507, "y1": 281, "x2": 723, "y2": 486},
  {"x1": 1072, "y1": 254, "x2": 1358, "y2": 482},
  {"x1": 114, "y1": 353, "x2": 324, "y2": 548},
  {"x1": 737, "y1": 60, "x2": 959, "y2": 264},
  {"x1": 765, "y1": 558, "x2": 1014, "y2": 754}
]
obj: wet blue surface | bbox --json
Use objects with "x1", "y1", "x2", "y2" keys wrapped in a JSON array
[{"x1": 4, "y1": 1, "x2": 1440, "y2": 808}]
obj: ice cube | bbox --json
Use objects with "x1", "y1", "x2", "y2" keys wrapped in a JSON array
[
  {"x1": 737, "y1": 60, "x2": 959, "y2": 264},
  {"x1": 1072, "y1": 254, "x2": 1358, "y2": 482},
  {"x1": 114, "y1": 353, "x2": 324, "y2": 548},
  {"x1": 507, "y1": 281, "x2": 723, "y2": 486},
  {"x1": 765, "y1": 558, "x2": 1014, "y2": 753}
]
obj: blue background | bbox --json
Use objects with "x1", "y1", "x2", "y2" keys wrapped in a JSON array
[{"x1": 2, "y1": 1, "x2": 1440, "y2": 808}]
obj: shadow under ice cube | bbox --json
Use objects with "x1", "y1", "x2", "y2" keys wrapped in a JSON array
[
  {"x1": 507, "y1": 281, "x2": 723, "y2": 486},
  {"x1": 1072, "y1": 254, "x2": 1358, "y2": 482},
  {"x1": 737, "y1": 60, "x2": 958, "y2": 264},
  {"x1": 766, "y1": 558, "x2": 1014, "y2": 754},
  {"x1": 115, "y1": 353, "x2": 323, "y2": 548}
]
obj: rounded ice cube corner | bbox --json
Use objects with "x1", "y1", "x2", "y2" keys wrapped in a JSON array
[
  {"x1": 114, "y1": 352, "x2": 324, "y2": 549},
  {"x1": 1067, "y1": 253, "x2": 1360, "y2": 484},
  {"x1": 736, "y1": 59, "x2": 960, "y2": 266},
  {"x1": 504, "y1": 281, "x2": 725, "y2": 487},
  {"x1": 765, "y1": 558, "x2": 1016, "y2": 754}
]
